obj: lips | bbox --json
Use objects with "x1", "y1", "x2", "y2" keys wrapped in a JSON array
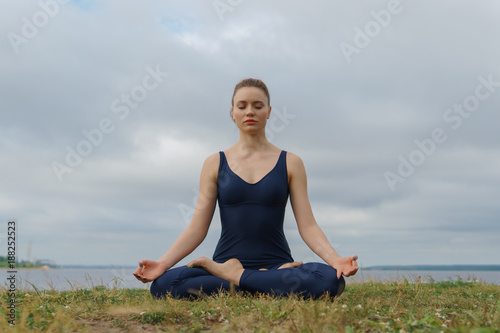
[{"x1": 244, "y1": 119, "x2": 256, "y2": 123}]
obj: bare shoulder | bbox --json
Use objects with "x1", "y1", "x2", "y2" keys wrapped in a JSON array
[
  {"x1": 285, "y1": 151, "x2": 306, "y2": 182},
  {"x1": 204, "y1": 152, "x2": 221, "y2": 165},
  {"x1": 201, "y1": 152, "x2": 221, "y2": 178},
  {"x1": 285, "y1": 151, "x2": 305, "y2": 169}
]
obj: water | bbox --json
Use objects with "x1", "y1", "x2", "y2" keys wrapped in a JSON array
[
  {"x1": 3, "y1": 267, "x2": 148, "y2": 291},
  {"x1": 3, "y1": 268, "x2": 500, "y2": 291},
  {"x1": 350, "y1": 269, "x2": 500, "y2": 285}
]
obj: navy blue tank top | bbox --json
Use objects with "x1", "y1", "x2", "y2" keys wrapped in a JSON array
[{"x1": 212, "y1": 150, "x2": 294, "y2": 270}]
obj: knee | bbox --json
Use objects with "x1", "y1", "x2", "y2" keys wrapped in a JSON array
[
  {"x1": 301, "y1": 263, "x2": 345, "y2": 298},
  {"x1": 335, "y1": 275, "x2": 346, "y2": 297},
  {"x1": 320, "y1": 265, "x2": 345, "y2": 298},
  {"x1": 150, "y1": 277, "x2": 170, "y2": 299},
  {"x1": 150, "y1": 271, "x2": 176, "y2": 299}
]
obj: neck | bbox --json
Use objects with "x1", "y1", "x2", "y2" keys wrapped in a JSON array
[{"x1": 235, "y1": 130, "x2": 270, "y2": 153}]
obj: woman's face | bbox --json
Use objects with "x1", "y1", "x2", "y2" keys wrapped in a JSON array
[{"x1": 231, "y1": 87, "x2": 271, "y2": 131}]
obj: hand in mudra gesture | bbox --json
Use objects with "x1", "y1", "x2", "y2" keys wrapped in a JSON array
[
  {"x1": 332, "y1": 256, "x2": 359, "y2": 279},
  {"x1": 133, "y1": 260, "x2": 168, "y2": 283}
]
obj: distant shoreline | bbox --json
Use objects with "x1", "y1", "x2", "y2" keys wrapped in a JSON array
[
  {"x1": 362, "y1": 265, "x2": 500, "y2": 271},
  {"x1": 0, "y1": 265, "x2": 136, "y2": 270}
]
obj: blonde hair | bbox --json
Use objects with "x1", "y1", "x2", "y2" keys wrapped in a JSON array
[{"x1": 231, "y1": 78, "x2": 270, "y2": 106}]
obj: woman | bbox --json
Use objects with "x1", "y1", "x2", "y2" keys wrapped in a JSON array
[{"x1": 134, "y1": 78, "x2": 358, "y2": 299}]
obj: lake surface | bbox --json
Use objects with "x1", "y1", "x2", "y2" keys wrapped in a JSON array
[
  {"x1": 3, "y1": 268, "x2": 500, "y2": 291},
  {"x1": 350, "y1": 269, "x2": 500, "y2": 285}
]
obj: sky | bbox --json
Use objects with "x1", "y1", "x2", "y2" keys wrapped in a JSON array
[{"x1": 1, "y1": 0, "x2": 499, "y2": 272}]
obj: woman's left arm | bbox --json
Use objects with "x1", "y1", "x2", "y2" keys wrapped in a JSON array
[{"x1": 287, "y1": 152, "x2": 358, "y2": 278}]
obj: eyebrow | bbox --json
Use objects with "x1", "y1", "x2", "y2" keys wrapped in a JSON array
[{"x1": 236, "y1": 100, "x2": 265, "y2": 104}]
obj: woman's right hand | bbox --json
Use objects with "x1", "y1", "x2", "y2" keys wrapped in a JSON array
[{"x1": 133, "y1": 260, "x2": 169, "y2": 283}]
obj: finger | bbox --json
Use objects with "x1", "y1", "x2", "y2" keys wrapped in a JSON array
[
  {"x1": 134, "y1": 273, "x2": 149, "y2": 283},
  {"x1": 343, "y1": 269, "x2": 353, "y2": 277},
  {"x1": 353, "y1": 255, "x2": 358, "y2": 261}
]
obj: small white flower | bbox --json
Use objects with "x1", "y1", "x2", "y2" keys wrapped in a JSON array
[
  {"x1": 357, "y1": 304, "x2": 363, "y2": 309},
  {"x1": 342, "y1": 304, "x2": 348, "y2": 309},
  {"x1": 320, "y1": 313, "x2": 325, "y2": 316}
]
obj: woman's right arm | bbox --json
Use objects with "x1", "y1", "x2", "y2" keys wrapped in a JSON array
[{"x1": 134, "y1": 153, "x2": 220, "y2": 282}]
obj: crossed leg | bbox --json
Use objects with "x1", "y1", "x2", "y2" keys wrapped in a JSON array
[{"x1": 151, "y1": 257, "x2": 345, "y2": 299}]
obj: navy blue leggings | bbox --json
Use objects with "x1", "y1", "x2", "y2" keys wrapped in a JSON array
[{"x1": 150, "y1": 262, "x2": 345, "y2": 299}]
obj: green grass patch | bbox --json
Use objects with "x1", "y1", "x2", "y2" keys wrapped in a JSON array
[{"x1": 1, "y1": 280, "x2": 498, "y2": 332}]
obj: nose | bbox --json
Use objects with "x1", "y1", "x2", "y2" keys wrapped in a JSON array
[{"x1": 245, "y1": 106, "x2": 255, "y2": 115}]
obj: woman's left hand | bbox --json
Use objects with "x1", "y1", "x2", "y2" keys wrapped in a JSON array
[{"x1": 331, "y1": 256, "x2": 359, "y2": 278}]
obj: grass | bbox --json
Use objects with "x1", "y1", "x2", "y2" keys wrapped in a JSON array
[{"x1": 1, "y1": 277, "x2": 499, "y2": 332}]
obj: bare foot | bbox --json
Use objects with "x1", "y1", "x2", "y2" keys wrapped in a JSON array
[
  {"x1": 186, "y1": 257, "x2": 244, "y2": 286},
  {"x1": 278, "y1": 261, "x2": 303, "y2": 269}
]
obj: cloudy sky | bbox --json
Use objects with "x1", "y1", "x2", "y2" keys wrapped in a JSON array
[{"x1": 1, "y1": 1, "x2": 499, "y2": 272}]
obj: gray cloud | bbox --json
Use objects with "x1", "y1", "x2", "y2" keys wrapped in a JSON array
[{"x1": 1, "y1": 0, "x2": 498, "y2": 267}]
